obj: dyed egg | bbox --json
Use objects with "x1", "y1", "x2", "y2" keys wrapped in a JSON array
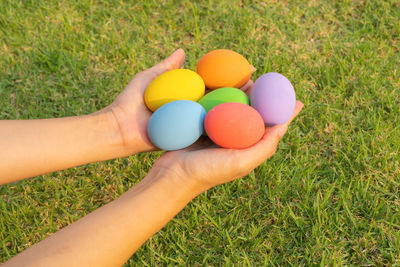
[
  {"x1": 204, "y1": 103, "x2": 265, "y2": 149},
  {"x1": 250, "y1": 72, "x2": 296, "y2": 126},
  {"x1": 145, "y1": 69, "x2": 205, "y2": 112},
  {"x1": 196, "y1": 49, "x2": 253, "y2": 90},
  {"x1": 198, "y1": 87, "x2": 250, "y2": 112},
  {"x1": 148, "y1": 100, "x2": 206, "y2": 151}
]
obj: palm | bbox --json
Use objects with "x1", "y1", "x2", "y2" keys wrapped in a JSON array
[
  {"x1": 154, "y1": 137, "x2": 265, "y2": 189},
  {"x1": 155, "y1": 140, "x2": 231, "y2": 184},
  {"x1": 111, "y1": 81, "x2": 155, "y2": 152}
]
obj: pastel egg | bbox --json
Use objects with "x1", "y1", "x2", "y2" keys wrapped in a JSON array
[
  {"x1": 198, "y1": 87, "x2": 250, "y2": 112},
  {"x1": 196, "y1": 49, "x2": 253, "y2": 90},
  {"x1": 148, "y1": 100, "x2": 206, "y2": 151},
  {"x1": 204, "y1": 102, "x2": 265, "y2": 149},
  {"x1": 250, "y1": 72, "x2": 296, "y2": 126},
  {"x1": 145, "y1": 69, "x2": 205, "y2": 112}
]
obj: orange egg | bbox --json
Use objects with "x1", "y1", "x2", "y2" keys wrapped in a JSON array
[
  {"x1": 204, "y1": 103, "x2": 265, "y2": 149},
  {"x1": 196, "y1": 49, "x2": 253, "y2": 90}
]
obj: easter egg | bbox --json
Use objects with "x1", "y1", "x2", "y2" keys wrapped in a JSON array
[
  {"x1": 148, "y1": 100, "x2": 206, "y2": 151},
  {"x1": 204, "y1": 102, "x2": 265, "y2": 149},
  {"x1": 196, "y1": 49, "x2": 253, "y2": 90},
  {"x1": 198, "y1": 87, "x2": 250, "y2": 112},
  {"x1": 250, "y1": 72, "x2": 296, "y2": 126},
  {"x1": 145, "y1": 69, "x2": 205, "y2": 112}
]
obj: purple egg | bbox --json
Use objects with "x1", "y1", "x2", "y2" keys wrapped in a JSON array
[{"x1": 250, "y1": 72, "x2": 296, "y2": 126}]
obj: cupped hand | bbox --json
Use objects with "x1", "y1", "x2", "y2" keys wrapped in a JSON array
[
  {"x1": 151, "y1": 101, "x2": 304, "y2": 191},
  {"x1": 101, "y1": 49, "x2": 186, "y2": 156}
]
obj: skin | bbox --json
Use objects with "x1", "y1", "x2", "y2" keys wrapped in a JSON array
[
  {"x1": 0, "y1": 50, "x2": 185, "y2": 184},
  {"x1": 1, "y1": 49, "x2": 304, "y2": 266}
]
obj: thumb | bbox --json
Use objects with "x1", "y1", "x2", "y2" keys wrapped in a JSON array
[
  {"x1": 130, "y1": 48, "x2": 186, "y2": 92},
  {"x1": 145, "y1": 48, "x2": 186, "y2": 77}
]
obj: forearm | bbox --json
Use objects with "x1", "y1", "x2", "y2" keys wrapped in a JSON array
[
  {"x1": 4, "y1": 168, "x2": 206, "y2": 267},
  {"x1": 0, "y1": 112, "x2": 124, "y2": 184}
]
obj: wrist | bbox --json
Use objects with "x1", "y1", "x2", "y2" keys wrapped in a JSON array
[
  {"x1": 92, "y1": 107, "x2": 145, "y2": 158},
  {"x1": 86, "y1": 110, "x2": 137, "y2": 159},
  {"x1": 143, "y1": 164, "x2": 209, "y2": 201}
]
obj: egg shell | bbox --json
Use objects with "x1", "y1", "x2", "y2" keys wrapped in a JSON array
[
  {"x1": 198, "y1": 87, "x2": 250, "y2": 112},
  {"x1": 145, "y1": 69, "x2": 205, "y2": 112},
  {"x1": 204, "y1": 102, "x2": 265, "y2": 149},
  {"x1": 148, "y1": 100, "x2": 206, "y2": 151},
  {"x1": 196, "y1": 49, "x2": 252, "y2": 90},
  {"x1": 250, "y1": 72, "x2": 296, "y2": 126}
]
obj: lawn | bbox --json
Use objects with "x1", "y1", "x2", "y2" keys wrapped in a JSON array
[{"x1": 1, "y1": 0, "x2": 399, "y2": 265}]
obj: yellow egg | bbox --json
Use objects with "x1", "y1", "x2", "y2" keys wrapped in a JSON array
[{"x1": 145, "y1": 69, "x2": 205, "y2": 112}]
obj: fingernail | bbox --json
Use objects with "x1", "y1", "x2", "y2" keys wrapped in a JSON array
[
  {"x1": 277, "y1": 125, "x2": 288, "y2": 138},
  {"x1": 175, "y1": 48, "x2": 184, "y2": 54}
]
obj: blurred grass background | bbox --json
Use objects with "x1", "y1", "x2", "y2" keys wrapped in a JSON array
[{"x1": 0, "y1": 0, "x2": 399, "y2": 265}]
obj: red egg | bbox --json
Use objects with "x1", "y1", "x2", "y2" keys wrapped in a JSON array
[{"x1": 204, "y1": 102, "x2": 265, "y2": 149}]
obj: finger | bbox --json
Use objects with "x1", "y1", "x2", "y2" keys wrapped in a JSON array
[
  {"x1": 147, "y1": 48, "x2": 186, "y2": 77},
  {"x1": 245, "y1": 125, "x2": 283, "y2": 164},
  {"x1": 264, "y1": 100, "x2": 304, "y2": 140},
  {"x1": 131, "y1": 48, "x2": 186, "y2": 92},
  {"x1": 284, "y1": 101, "x2": 304, "y2": 128},
  {"x1": 240, "y1": 101, "x2": 304, "y2": 165},
  {"x1": 240, "y1": 65, "x2": 256, "y2": 96},
  {"x1": 245, "y1": 86, "x2": 253, "y2": 98},
  {"x1": 239, "y1": 79, "x2": 253, "y2": 95}
]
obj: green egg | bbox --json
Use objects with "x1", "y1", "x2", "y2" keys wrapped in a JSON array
[{"x1": 198, "y1": 87, "x2": 250, "y2": 112}]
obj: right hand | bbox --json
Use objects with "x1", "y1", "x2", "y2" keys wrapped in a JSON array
[{"x1": 151, "y1": 101, "x2": 304, "y2": 191}]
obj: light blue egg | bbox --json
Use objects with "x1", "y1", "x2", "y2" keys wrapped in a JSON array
[{"x1": 148, "y1": 100, "x2": 206, "y2": 151}]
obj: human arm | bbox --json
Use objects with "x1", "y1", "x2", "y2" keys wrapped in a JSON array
[
  {"x1": 0, "y1": 49, "x2": 186, "y2": 184},
  {"x1": 3, "y1": 101, "x2": 303, "y2": 267}
]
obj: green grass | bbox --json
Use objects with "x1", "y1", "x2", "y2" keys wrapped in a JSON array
[{"x1": 1, "y1": 0, "x2": 400, "y2": 265}]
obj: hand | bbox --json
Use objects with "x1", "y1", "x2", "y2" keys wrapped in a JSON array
[
  {"x1": 151, "y1": 101, "x2": 304, "y2": 191},
  {"x1": 0, "y1": 50, "x2": 184, "y2": 183},
  {"x1": 100, "y1": 49, "x2": 186, "y2": 156}
]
